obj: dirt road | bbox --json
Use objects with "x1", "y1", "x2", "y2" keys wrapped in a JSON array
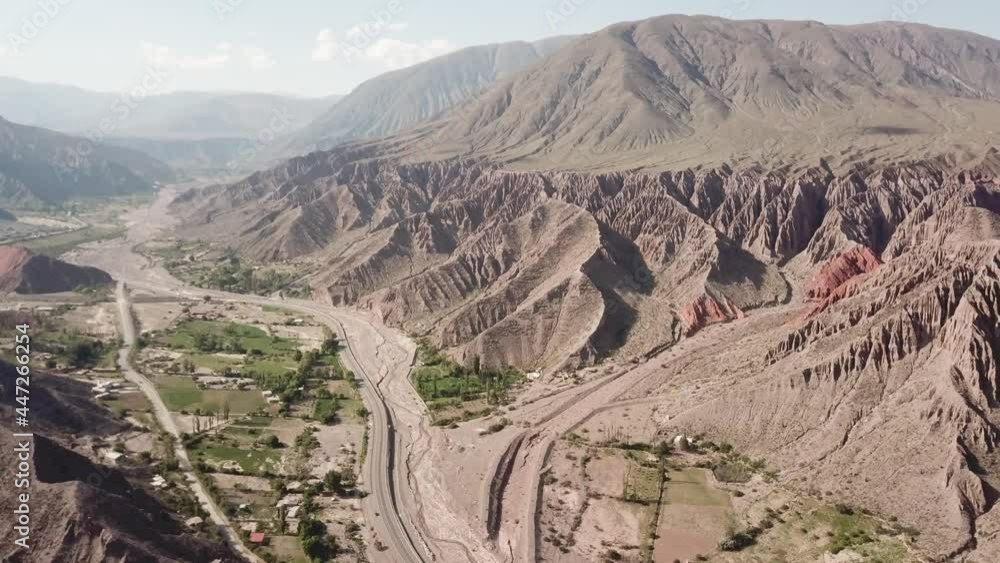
[{"x1": 115, "y1": 281, "x2": 265, "y2": 563}]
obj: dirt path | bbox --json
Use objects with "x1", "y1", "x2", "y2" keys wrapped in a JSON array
[
  {"x1": 116, "y1": 282, "x2": 264, "y2": 563},
  {"x1": 484, "y1": 304, "x2": 802, "y2": 562}
]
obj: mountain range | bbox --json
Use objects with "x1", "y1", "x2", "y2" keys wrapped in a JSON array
[
  {"x1": 283, "y1": 37, "x2": 575, "y2": 155},
  {"x1": 0, "y1": 116, "x2": 173, "y2": 208},
  {"x1": 169, "y1": 15, "x2": 1000, "y2": 559},
  {"x1": 0, "y1": 77, "x2": 339, "y2": 140}
]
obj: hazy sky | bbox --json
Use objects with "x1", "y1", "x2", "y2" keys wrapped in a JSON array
[{"x1": 1, "y1": 0, "x2": 998, "y2": 97}]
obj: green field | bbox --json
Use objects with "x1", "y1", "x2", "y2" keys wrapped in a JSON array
[
  {"x1": 624, "y1": 462, "x2": 663, "y2": 504},
  {"x1": 22, "y1": 225, "x2": 126, "y2": 257},
  {"x1": 198, "y1": 445, "x2": 277, "y2": 474},
  {"x1": 244, "y1": 358, "x2": 297, "y2": 376},
  {"x1": 179, "y1": 352, "x2": 242, "y2": 372},
  {"x1": 156, "y1": 376, "x2": 264, "y2": 413},
  {"x1": 158, "y1": 320, "x2": 295, "y2": 354},
  {"x1": 236, "y1": 416, "x2": 274, "y2": 427},
  {"x1": 156, "y1": 320, "x2": 301, "y2": 377},
  {"x1": 664, "y1": 468, "x2": 732, "y2": 507},
  {"x1": 412, "y1": 363, "x2": 523, "y2": 403},
  {"x1": 328, "y1": 380, "x2": 364, "y2": 422}
]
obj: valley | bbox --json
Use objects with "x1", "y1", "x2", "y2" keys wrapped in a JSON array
[{"x1": 2, "y1": 8, "x2": 1000, "y2": 563}]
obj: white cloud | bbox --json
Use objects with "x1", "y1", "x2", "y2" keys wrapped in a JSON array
[
  {"x1": 311, "y1": 24, "x2": 455, "y2": 70},
  {"x1": 142, "y1": 42, "x2": 231, "y2": 71},
  {"x1": 242, "y1": 46, "x2": 276, "y2": 70},
  {"x1": 0, "y1": 46, "x2": 7, "y2": 58},
  {"x1": 312, "y1": 28, "x2": 338, "y2": 62},
  {"x1": 364, "y1": 38, "x2": 455, "y2": 70},
  {"x1": 141, "y1": 42, "x2": 275, "y2": 72}
]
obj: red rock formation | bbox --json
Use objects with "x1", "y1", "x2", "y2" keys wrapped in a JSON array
[
  {"x1": 807, "y1": 247, "x2": 881, "y2": 300},
  {"x1": 0, "y1": 246, "x2": 112, "y2": 294},
  {"x1": 679, "y1": 294, "x2": 745, "y2": 336}
]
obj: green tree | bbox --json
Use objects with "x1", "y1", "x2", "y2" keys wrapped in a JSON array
[
  {"x1": 67, "y1": 340, "x2": 98, "y2": 368},
  {"x1": 320, "y1": 328, "x2": 340, "y2": 355}
]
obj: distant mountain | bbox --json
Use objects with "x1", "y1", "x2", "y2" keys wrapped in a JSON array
[
  {"x1": 0, "y1": 77, "x2": 341, "y2": 140},
  {"x1": 0, "y1": 245, "x2": 112, "y2": 293},
  {"x1": 391, "y1": 16, "x2": 1000, "y2": 170},
  {"x1": 284, "y1": 37, "x2": 575, "y2": 155},
  {"x1": 101, "y1": 136, "x2": 251, "y2": 177},
  {"x1": 0, "y1": 117, "x2": 173, "y2": 207}
]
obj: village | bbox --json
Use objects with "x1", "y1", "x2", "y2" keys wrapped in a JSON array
[{"x1": 1, "y1": 289, "x2": 371, "y2": 562}]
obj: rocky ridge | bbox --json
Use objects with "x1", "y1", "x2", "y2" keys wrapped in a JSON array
[{"x1": 0, "y1": 245, "x2": 112, "y2": 294}]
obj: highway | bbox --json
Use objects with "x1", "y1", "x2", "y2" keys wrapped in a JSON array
[
  {"x1": 75, "y1": 192, "x2": 431, "y2": 563},
  {"x1": 114, "y1": 276, "x2": 427, "y2": 563}
]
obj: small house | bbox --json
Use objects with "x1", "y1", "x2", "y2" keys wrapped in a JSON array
[{"x1": 249, "y1": 532, "x2": 267, "y2": 545}]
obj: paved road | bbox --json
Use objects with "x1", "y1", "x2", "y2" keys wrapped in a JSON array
[
  {"x1": 115, "y1": 282, "x2": 265, "y2": 563},
  {"x1": 73, "y1": 192, "x2": 431, "y2": 563},
  {"x1": 116, "y1": 277, "x2": 427, "y2": 563}
]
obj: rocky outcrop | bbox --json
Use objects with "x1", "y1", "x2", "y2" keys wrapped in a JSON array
[
  {"x1": 0, "y1": 246, "x2": 112, "y2": 294},
  {"x1": 679, "y1": 294, "x2": 744, "y2": 336},
  {"x1": 175, "y1": 152, "x2": 1000, "y2": 374},
  {"x1": 0, "y1": 362, "x2": 236, "y2": 562}
]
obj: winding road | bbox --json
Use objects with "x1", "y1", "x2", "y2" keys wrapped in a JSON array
[
  {"x1": 93, "y1": 221, "x2": 429, "y2": 561},
  {"x1": 73, "y1": 187, "x2": 497, "y2": 563}
]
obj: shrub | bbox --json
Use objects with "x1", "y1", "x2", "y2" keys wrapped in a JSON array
[
  {"x1": 720, "y1": 532, "x2": 754, "y2": 551},
  {"x1": 713, "y1": 462, "x2": 753, "y2": 483}
]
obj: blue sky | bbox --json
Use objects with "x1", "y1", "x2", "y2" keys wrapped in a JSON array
[{"x1": 1, "y1": 0, "x2": 998, "y2": 97}]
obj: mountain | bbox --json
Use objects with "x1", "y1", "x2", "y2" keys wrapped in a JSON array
[
  {"x1": 384, "y1": 17, "x2": 1000, "y2": 171},
  {"x1": 0, "y1": 78, "x2": 342, "y2": 173},
  {"x1": 171, "y1": 16, "x2": 1000, "y2": 559},
  {"x1": 0, "y1": 117, "x2": 173, "y2": 207},
  {"x1": 0, "y1": 362, "x2": 236, "y2": 562},
  {"x1": 0, "y1": 77, "x2": 340, "y2": 140},
  {"x1": 0, "y1": 245, "x2": 112, "y2": 293},
  {"x1": 284, "y1": 37, "x2": 575, "y2": 155}
]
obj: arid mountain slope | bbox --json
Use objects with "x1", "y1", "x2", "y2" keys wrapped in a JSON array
[
  {"x1": 171, "y1": 16, "x2": 1000, "y2": 560},
  {"x1": 0, "y1": 246, "x2": 112, "y2": 293},
  {"x1": 0, "y1": 362, "x2": 236, "y2": 562},
  {"x1": 0, "y1": 117, "x2": 173, "y2": 207},
  {"x1": 627, "y1": 180, "x2": 1000, "y2": 559},
  {"x1": 376, "y1": 16, "x2": 1000, "y2": 171},
  {"x1": 173, "y1": 17, "x2": 1000, "y2": 372},
  {"x1": 174, "y1": 150, "x2": 1000, "y2": 560},
  {"x1": 175, "y1": 154, "x2": 993, "y2": 370},
  {"x1": 284, "y1": 37, "x2": 575, "y2": 155}
]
